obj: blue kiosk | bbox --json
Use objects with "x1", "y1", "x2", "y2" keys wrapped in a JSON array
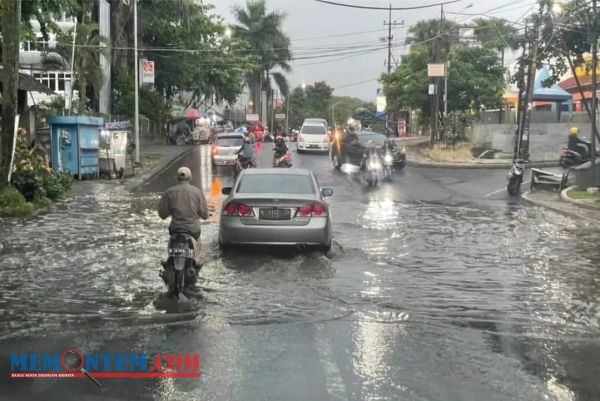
[{"x1": 49, "y1": 116, "x2": 104, "y2": 179}]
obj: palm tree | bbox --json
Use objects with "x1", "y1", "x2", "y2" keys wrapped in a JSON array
[
  {"x1": 471, "y1": 18, "x2": 520, "y2": 53},
  {"x1": 406, "y1": 19, "x2": 456, "y2": 59},
  {"x1": 233, "y1": 0, "x2": 292, "y2": 117},
  {"x1": 44, "y1": 22, "x2": 109, "y2": 113}
]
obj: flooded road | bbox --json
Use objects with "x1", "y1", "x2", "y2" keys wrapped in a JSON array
[{"x1": 1, "y1": 143, "x2": 599, "y2": 401}]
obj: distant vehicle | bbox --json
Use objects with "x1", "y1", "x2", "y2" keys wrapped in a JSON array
[
  {"x1": 330, "y1": 131, "x2": 406, "y2": 169},
  {"x1": 212, "y1": 133, "x2": 244, "y2": 166},
  {"x1": 219, "y1": 168, "x2": 333, "y2": 252},
  {"x1": 303, "y1": 118, "x2": 329, "y2": 130},
  {"x1": 297, "y1": 123, "x2": 329, "y2": 153}
]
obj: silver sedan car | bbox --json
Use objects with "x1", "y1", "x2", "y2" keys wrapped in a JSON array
[{"x1": 218, "y1": 168, "x2": 333, "y2": 251}]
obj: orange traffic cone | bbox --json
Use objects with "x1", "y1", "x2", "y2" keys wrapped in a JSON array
[{"x1": 211, "y1": 176, "x2": 222, "y2": 197}]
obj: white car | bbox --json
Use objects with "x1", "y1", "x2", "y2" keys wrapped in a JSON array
[
  {"x1": 212, "y1": 133, "x2": 244, "y2": 166},
  {"x1": 297, "y1": 123, "x2": 330, "y2": 153}
]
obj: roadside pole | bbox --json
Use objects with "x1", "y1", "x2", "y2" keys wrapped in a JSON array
[
  {"x1": 134, "y1": 0, "x2": 140, "y2": 163},
  {"x1": 590, "y1": 0, "x2": 597, "y2": 187}
]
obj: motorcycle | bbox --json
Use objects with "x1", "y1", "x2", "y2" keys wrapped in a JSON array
[
  {"x1": 559, "y1": 140, "x2": 600, "y2": 168},
  {"x1": 382, "y1": 152, "x2": 393, "y2": 181},
  {"x1": 233, "y1": 154, "x2": 256, "y2": 178},
  {"x1": 363, "y1": 153, "x2": 383, "y2": 186},
  {"x1": 159, "y1": 233, "x2": 200, "y2": 298},
  {"x1": 506, "y1": 159, "x2": 527, "y2": 196},
  {"x1": 273, "y1": 151, "x2": 292, "y2": 167}
]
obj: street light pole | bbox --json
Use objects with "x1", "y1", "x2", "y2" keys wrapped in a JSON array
[
  {"x1": 285, "y1": 90, "x2": 290, "y2": 134},
  {"x1": 134, "y1": 0, "x2": 140, "y2": 163}
]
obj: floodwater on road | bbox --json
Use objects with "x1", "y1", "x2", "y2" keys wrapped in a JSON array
[{"x1": 0, "y1": 144, "x2": 599, "y2": 401}]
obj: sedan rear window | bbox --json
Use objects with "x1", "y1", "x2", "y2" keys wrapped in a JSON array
[
  {"x1": 216, "y1": 137, "x2": 243, "y2": 147},
  {"x1": 237, "y1": 174, "x2": 315, "y2": 194},
  {"x1": 301, "y1": 125, "x2": 327, "y2": 135}
]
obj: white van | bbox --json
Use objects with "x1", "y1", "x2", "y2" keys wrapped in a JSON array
[{"x1": 297, "y1": 122, "x2": 330, "y2": 153}]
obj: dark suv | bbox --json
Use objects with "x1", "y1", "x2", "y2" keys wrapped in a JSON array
[{"x1": 329, "y1": 131, "x2": 406, "y2": 169}]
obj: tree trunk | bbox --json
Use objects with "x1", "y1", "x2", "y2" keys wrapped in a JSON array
[{"x1": 1, "y1": 0, "x2": 22, "y2": 189}]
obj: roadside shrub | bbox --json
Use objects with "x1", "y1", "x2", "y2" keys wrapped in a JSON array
[
  {"x1": 0, "y1": 187, "x2": 35, "y2": 217},
  {"x1": 43, "y1": 172, "x2": 74, "y2": 200},
  {"x1": 10, "y1": 128, "x2": 51, "y2": 201}
]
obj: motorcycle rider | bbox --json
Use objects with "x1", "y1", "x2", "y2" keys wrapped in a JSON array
[
  {"x1": 273, "y1": 136, "x2": 288, "y2": 164},
  {"x1": 235, "y1": 136, "x2": 256, "y2": 173},
  {"x1": 361, "y1": 140, "x2": 381, "y2": 171},
  {"x1": 158, "y1": 167, "x2": 208, "y2": 270},
  {"x1": 567, "y1": 127, "x2": 590, "y2": 159}
]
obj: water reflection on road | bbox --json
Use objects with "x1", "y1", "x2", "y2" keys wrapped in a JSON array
[{"x1": 0, "y1": 145, "x2": 599, "y2": 401}]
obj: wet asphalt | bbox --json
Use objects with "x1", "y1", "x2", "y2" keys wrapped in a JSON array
[{"x1": 0, "y1": 142, "x2": 599, "y2": 401}]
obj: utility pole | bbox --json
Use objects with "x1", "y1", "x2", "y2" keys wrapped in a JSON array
[
  {"x1": 590, "y1": 0, "x2": 598, "y2": 187},
  {"x1": 514, "y1": 24, "x2": 528, "y2": 162},
  {"x1": 384, "y1": 4, "x2": 403, "y2": 135},
  {"x1": 133, "y1": 0, "x2": 140, "y2": 163}
]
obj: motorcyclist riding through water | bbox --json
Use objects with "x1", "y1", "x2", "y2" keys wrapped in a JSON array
[
  {"x1": 235, "y1": 135, "x2": 256, "y2": 174},
  {"x1": 158, "y1": 167, "x2": 208, "y2": 271},
  {"x1": 274, "y1": 136, "x2": 288, "y2": 158},
  {"x1": 361, "y1": 140, "x2": 381, "y2": 170}
]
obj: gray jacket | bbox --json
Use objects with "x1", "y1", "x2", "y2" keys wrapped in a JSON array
[{"x1": 158, "y1": 181, "x2": 208, "y2": 235}]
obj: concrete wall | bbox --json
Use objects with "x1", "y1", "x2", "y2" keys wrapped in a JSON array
[{"x1": 467, "y1": 123, "x2": 593, "y2": 161}]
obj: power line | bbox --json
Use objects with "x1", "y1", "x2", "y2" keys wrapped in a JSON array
[{"x1": 313, "y1": 0, "x2": 463, "y2": 11}]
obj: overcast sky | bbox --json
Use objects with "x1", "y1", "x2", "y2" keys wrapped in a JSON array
[{"x1": 207, "y1": 0, "x2": 536, "y2": 102}]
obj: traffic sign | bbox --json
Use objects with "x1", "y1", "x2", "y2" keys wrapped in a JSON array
[
  {"x1": 246, "y1": 114, "x2": 259, "y2": 122},
  {"x1": 428, "y1": 63, "x2": 446, "y2": 77},
  {"x1": 275, "y1": 114, "x2": 286, "y2": 120},
  {"x1": 141, "y1": 60, "x2": 154, "y2": 84}
]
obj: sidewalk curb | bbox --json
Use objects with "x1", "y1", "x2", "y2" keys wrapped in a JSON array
[
  {"x1": 561, "y1": 186, "x2": 600, "y2": 211},
  {"x1": 127, "y1": 146, "x2": 197, "y2": 192},
  {"x1": 522, "y1": 190, "x2": 600, "y2": 223},
  {"x1": 406, "y1": 158, "x2": 559, "y2": 169}
]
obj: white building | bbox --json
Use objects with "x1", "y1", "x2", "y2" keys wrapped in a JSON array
[
  {"x1": 19, "y1": 12, "x2": 77, "y2": 108},
  {"x1": 19, "y1": 0, "x2": 111, "y2": 115}
]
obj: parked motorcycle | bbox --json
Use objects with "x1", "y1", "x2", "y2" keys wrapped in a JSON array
[
  {"x1": 363, "y1": 153, "x2": 383, "y2": 186},
  {"x1": 507, "y1": 159, "x2": 527, "y2": 196},
  {"x1": 159, "y1": 233, "x2": 200, "y2": 298},
  {"x1": 273, "y1": 151, "x2": 292, "y2": 167}
]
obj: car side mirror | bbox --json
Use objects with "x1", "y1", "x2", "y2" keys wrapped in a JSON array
[
  {"x1": 321, "y1": 188, "x2": 334, "y2": 197},
  {"x1": 222, "y1": 187, "x2": 232, "y2": 195}
]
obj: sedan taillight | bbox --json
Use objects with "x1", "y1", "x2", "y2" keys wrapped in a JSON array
[
  {"x1": 297, "y1": 203, "x2": 327, "y2": 217},
  {"x1": 223, "y1": 202, "x2": 254, "y2": 217}
]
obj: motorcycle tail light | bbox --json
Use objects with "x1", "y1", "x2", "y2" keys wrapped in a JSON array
[{"x1": 212, "y1": 146, "x2": 218, "y2": 155}]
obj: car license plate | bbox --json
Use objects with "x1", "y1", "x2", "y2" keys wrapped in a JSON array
[
  {"x1": 259, "y1": 208, "x2": 291, "y2": 220},
  {"x1": 309, "y1": 145, "x2": 320, "y2": 149}
]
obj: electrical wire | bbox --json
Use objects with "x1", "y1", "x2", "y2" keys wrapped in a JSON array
[{"x1": 313, "y1": 0, "x2": 462, "y2": 11}]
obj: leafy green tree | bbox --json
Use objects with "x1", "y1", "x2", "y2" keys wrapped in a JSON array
[
  {"x1": 284, "y1": 82, "x2": 333, "y2": 129},
  {"x1": 381, "y1": 45, "x2": 505, "y2": 123},
  {"x1": 330, "y1": 96, "x2": 368, "y2": 127},
  {"x1": 381, "y1": 46, "x2": 431, "y2": 119},
  {"x1": 139, "y1": 0, "x2": 252, "y2": 107},
  {"x1": 233, "y1": 0, "x2": 292, "y2": 114}
]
